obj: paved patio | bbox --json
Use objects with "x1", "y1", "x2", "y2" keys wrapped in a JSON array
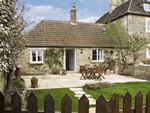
[
  {"x1": 21, "y1": 73, "x2": 148, "y2": 113},
  {"x1": 22, "y1": 73, "x2": 148, "y2": 91}
]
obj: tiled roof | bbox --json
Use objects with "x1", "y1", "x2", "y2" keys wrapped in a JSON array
[
  {"x1": 26, "y1": 20, "x2": 113, "y2": 48},
  {"x1": 96, "y1": 0, "x2": 150, "y2": 24}
]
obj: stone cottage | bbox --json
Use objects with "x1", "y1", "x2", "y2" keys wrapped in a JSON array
[
  {"x1": 96, "y1": 0, "x2": 150, "y2": 61},
  {"x1": 17, "y1": 3, "x2": 121, "y2": 75}
]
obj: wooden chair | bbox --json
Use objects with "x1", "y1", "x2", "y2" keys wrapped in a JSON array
[
  {"x1": 80, "y1": 64, "x2": 91, "y2": 80},
  {"x1": 95, "y1": 66, "x2": 105, "y2": 81},
  {"x1": 80, "y1": 66, "x2": 88, "y2": 80}
]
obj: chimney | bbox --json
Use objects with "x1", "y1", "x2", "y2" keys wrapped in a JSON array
[
  {"x1": 70, "y1": 3, "x2": 77, "y2": 25},
  {"x1": 110, "y1": 0, "x2": 126, "y2": 13}
]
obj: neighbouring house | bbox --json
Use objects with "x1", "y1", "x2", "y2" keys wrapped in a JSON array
[
  {"x1": 95, "y1": 0, "x2": 150, "y2": 75},
  {"x1": 96, "y1": 0, "x2": 150, "y2": 61},
  {"x1": 16, "y1": 3, "x2": 121, "y2": 75}
]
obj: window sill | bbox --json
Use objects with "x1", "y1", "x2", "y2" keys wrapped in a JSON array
[
  {"x1": 92, "y1": 60, "x2": 104, "y2": 63},
  {"x1": 146, "y1": 57, "x2": 150, "y2": 59},
  {"x1": 146, "y1": 30, "x2": 150, "y2": 33},
  {"x1": 30, "y1": 62, "x2": 43, "y2": 64}
]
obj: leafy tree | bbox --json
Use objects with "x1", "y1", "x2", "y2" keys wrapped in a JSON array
[
  {"x1": 0, "y1": 0, "x2": 32, "y2": 89},
  {"x1": 105, "y1": 22, "x2": 149, "y2": 74}
]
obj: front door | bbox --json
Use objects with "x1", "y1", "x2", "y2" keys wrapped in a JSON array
[{"x1": 66, "y1": 49, "x2": 75, "y2": 71}]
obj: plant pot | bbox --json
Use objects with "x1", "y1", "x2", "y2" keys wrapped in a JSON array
[
  {"x1": 31, "y1": 79, "x2": 38, "y2": 88},
  {"x1": 62, "y1": 71, "x2": 66, "y2": 75}
]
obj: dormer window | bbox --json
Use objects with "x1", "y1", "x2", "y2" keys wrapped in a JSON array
[{"x1": 144, "y1": 4, "x2": 150, "y2": 12}]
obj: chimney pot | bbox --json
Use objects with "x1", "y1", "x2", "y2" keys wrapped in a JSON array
[{"x1": 70, "y1": 3, "x2": 77, "y2": 25}]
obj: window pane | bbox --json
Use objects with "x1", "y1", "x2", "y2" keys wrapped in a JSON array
[
  {"x1": 92, "y1": 49, "x2": 97, "y2": 54},
  {"x1": 92, "y1": 55, "x2": 97, "y2": 60},
  {"x1": 145, "y1": 4, "x2": 147, "y2": 10},
  {"x1": 38, "y1": 51, "x2": 42, "y2": 56},
  {"x1": 148, "y1": 5, "x2": 150, "y2": 10},
  {"x1": 148, "y1": 48, "x2": 150, "y2": 57},
  {"x1": 115, "y1": 50, "x2": 119, "y2": 57},
  {"x1": 147, "y1": 21, "x2": 150, "y2": 31},
  {"x1": 32, "y1": 51, "x2": 36, "y2": 61},
  {"x1": 38, "y1": 56, "x2": 42, "y2": 61},
  {"x1": 98, "y1": 49, "x2": 103, "y2": 60}
]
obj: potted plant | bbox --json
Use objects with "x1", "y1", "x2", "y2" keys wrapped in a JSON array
[
  {"x1": 31, "y1": 76, "x2": 38, "y2": 88},
  {"x1": 62, "y1": 69, "x2": 66, "y2": 75}
]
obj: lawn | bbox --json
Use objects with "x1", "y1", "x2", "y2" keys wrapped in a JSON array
[
  {"x1": 82, "y1": 82, "x2": 150, "y2": 110},
  {"x1": 25, "y1": 88, "x2": 79, "y2": 112}
]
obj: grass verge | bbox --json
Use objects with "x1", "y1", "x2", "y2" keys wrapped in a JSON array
[
  {"x1": 26, "y1": 88, "x2": 79, "y2": 112},
  {"x1": 82, "y1": 82, "x2": 150, "y2": 109}
]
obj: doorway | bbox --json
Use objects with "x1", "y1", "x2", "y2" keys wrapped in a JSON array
[{"x1": 66, "y1": 48, "x2": 75, "y2": 71}]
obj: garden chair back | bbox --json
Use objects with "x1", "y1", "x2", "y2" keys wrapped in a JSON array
[{"x1": 84, "y1": 64, "x2": 90, "y2": 71}]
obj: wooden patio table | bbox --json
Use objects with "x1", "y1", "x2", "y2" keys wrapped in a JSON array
[{"x1": 86, "y1": 66, "x2": 97, "y2": 79}]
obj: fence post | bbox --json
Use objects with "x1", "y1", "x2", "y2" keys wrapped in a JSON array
[
  {"x1": 27, "y1": 92, "x2": 38, "y2": 113},
  {"x1": 11, "y1": 91, "x2": 21, "y2": 113},
  {"x1": 96, "y1": 94, "x2": 107, "y2": 113},
  {"x1": 110, "y1": 93, "x2": 119, "y2": 113},
  {"x1": 78, "y1": 94, "x2": 89, "y2": 113},
  {"x1": 0, "y1": 91, "x2": 5, "y2": 113},
  {"x1": 135, "y1": 91, "x2": 143, "y2": 113},
  {"x1": 61, "y1": 93, "x2": 72, "y2": 113},
  {"x1": 44, "y1": 93, "x2": 55, "y2": 113},
  {"x1": 123, "y1": 91, "x2": 131, "y2": 113},
  {"x1": 146, "y1": 90, "x2": 150, "y2": 113}
]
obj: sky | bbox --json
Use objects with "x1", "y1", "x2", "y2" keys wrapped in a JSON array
[{"x1": 22, "y1": 0, "x2": 110, "y2": 30}]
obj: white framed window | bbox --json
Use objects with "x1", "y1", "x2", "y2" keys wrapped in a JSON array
[
  {"x1": 146, "y1": 18, "x2": 150, "y2": 32},
  {"x1": 144, "y1": 4, "x2": 150, "y2": 12},
  {"x1": 92, "y1": 48, "x2": 104, "y2": 62},
  {"x1": 30, "y1": 50, "x2": 43, "y2": 63},
  {"x1": 147, "y1": 47, "x2": 150, "y2": 58},
  {"x1": 114, "y1": 50, "x2": 120, "y2": 58}
]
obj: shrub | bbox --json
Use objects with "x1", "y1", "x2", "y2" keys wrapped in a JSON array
[
  {"x1": 14, "y1": 80, "x2": 19, "y2": 84},
  {"x1": 18, "y1": 82, "x2": 24, "y2": 87},
  {"x1": 31, "y1": 77, "x2": 37, "y2": 80}
]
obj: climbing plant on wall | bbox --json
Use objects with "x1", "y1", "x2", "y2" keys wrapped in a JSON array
[{"x1": 44, "y1": 48, "x2": 64, "y2": 74}]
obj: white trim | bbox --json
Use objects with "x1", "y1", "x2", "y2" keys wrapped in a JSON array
[
  {"x1": 91, "y1": 48, "x2": 104, "y2": 62},
  {"x1": 127, "y1": 0, "x2": 132, "y2": 12},
  {"x1": 64, "y1": 48, "x2": 76, "y2": 72},
  {"x1": 147, "y1": 47, "x2": 150, "y2": 59},
  {"x1": 144, "y1": 4, "x2": 150, "y2": 12},
  {"x1": 64, "y1": 48, "x2": 66, "y2": 70},
  {"x1": 74, "y1": 48, "x2": 77, "y2": 72},
  {"x1": 28, "y1": 48, "x2": 46, "y2": 50},
  {"x1": 30, "y1": 50, "x2": 43, "y2": 64},
  {"x1": 146, "y1": 18, "x2": 150, "y2": 33}
]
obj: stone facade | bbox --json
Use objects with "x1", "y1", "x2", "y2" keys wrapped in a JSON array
[
  {"x1": 16, "y1": 48, "x2": 64, "y2": 75},
  {"x1": 17, "y1": 47, "x2": 119, "y2": 75},
  {"x1": 111, "y1": 14, "x2": 150, "y2": 61}
]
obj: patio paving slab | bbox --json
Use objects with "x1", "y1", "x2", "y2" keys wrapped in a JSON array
[
  {"x1": 75, "y1": 94, "x2": 92, "y2": 98},
  {"x1": 74, "y1": 91, "x2": 86, "y2": 95},
  {"x1": 69, "y1": 88, "x2": 83, "y2": 91},
  {"x1": 22, "y1": 73, "x2": 148, "y2": 91}
]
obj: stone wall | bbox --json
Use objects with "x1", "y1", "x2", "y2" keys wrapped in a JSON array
[
  {"x1": 17, "y1": 47, "x2": 120, "y2": 75},
  {"x1": 76, "y1": 48, "x2": 120, "y2": 73},
  {"x1": 0, "y1": 75, "x2": 5, "y2": 93},
  {"x1": 127, "y1": 14, "x2": 150, "y2": 60},
  {"x1": 16, "y1": 48, "x2": 64, "y2": 75},
  {"x1": 112, "y1": 14, "x2": 150, "y2": 61}
]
